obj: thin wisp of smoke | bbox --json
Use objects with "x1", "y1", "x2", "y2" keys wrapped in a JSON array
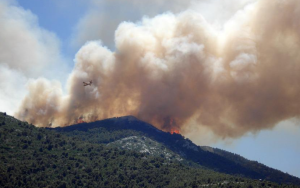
[{"x1": 16, "y1": 0, "x2": 300, "y2": 138}]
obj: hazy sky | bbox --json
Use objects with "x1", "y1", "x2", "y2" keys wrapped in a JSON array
[{"x1": 1, "y1": 0, "x2": 299, "y2": 178}]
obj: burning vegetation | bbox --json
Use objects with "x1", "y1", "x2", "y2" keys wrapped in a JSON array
[
  {"x1": 76, "y1": 117, "x2": 86, "y2": 124},
  {"x1": 170, "y1": 129, "x2": 180, "y2": 135}
]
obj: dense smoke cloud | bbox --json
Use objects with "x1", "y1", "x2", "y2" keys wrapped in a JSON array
[
  {"x1": 72, "y1": 0, "x2": 192, "y2": 48},
  {"x1": 17, "y1": 0, "x2": 300, "y2": 138},
  {"x1": 72, "y1": 0, "x2": 255, "y2": 49},
  {"x1": 0, "y1": 0, "x2": 65, "y2": 115}
]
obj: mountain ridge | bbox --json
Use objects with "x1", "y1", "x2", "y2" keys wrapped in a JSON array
[
  {"x1": 2, "y1": 112, "x2": 285, "y2": 187},
  {"x1": 52, "y1": 115, "x2": 300, "y2": 185}
]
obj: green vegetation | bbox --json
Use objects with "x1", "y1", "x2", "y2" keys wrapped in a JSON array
[
  {"x1": 61, "y1": 127, "x2": 142, "y2": 144},
  {"x1": 0, "y1": 113, "x2": 298, "y2": 187},
  {"x1": 53, "y1": 116, "x2": 300, "y2": 186},
  {"x1": 202, "y1": 147, "x2": 300, "y2": 186}
]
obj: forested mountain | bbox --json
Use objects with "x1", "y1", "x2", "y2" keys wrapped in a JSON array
[
  {"x1": 0, "y1": 112, "x2": 299, "y2": 187},
  {"x1": 53, "y1": 116, "x2": 300, "y2": 186}
]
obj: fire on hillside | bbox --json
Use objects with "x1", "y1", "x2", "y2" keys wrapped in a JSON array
[
  {"x1": 76, "y1": 117, "x2": 86, "y2": 124},
  {"x1": 170, "y1": 128, "x2": 180, "y2": 134}
]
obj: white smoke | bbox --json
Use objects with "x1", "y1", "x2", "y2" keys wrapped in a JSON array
[
  {"x1": 0, "y1": 0, "x2": 66, "y2": 115},
  {"x1": 72, "y1": 0, "x2": 256, "y2": 49}
]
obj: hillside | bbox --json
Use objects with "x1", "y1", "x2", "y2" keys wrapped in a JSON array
[
  {"x1": 0, "y1": 112, "x2": 285, "y2": 188},
  {"x1": 107, "y1": 135, "x2": 183, "y2": 161},
  {"x1": 53, "y1": 116, "x2": 300, "y2": 186},
  {"x1": 201, "y1": 146, "x2": 299, "y2": 185}
]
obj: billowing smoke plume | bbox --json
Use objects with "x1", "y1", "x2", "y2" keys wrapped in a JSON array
[
  {"x1": 16, "y1": 0, "x2": 300, "y2": 138},
  {"x1": 73, "y1": 0, "x2": 255, "y2": 49}
]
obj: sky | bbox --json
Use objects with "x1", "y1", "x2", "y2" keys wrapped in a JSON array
[{"x1": 1, "y1": 0, "x2": 299, "y2": 178}]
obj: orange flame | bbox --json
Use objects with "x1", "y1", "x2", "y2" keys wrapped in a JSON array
[
  {"x1": 76, "y1": 117, "x2": 86, "y2": 124},
  {"x1": 170, "y1": 128, "x2": 180, "y2": 134}
]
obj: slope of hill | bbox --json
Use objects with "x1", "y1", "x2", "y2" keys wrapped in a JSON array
[
  {"x1": 107, "y1": 135, "x2": 183, "y2": 161},
  {"x1": 1, "y1": 112, "x2": 282, "y2": 188},
  {"x1": 53, "y1": 116, "x2": 300, "y2": 186},
  {"x1": 201, "y1": 146, "x2": 299, "y2": 185}
]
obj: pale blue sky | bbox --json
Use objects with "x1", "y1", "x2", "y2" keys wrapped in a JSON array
[
  {"x1": 14, "y1": 0, "x2": 300, "y2": 178},
  {"x1": 17, "y1": 0, "x2": 88, "y2": 58}
]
